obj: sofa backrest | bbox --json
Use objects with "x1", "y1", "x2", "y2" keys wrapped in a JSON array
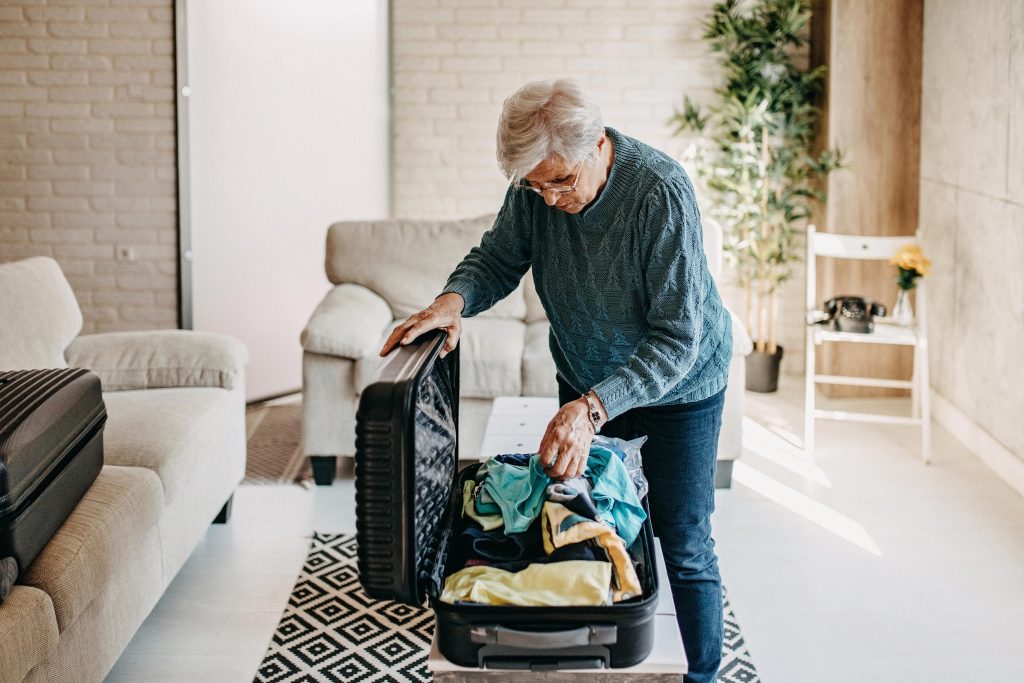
[
  {"x1": 0, "y1": 257, "x2": 82, "y2": 370},
  {"x1": 325, "y1": 214, "x2": 526, "y2": 320},
  {"x1": 324, "y1": 213, "x2": 726, "y2": 323}
]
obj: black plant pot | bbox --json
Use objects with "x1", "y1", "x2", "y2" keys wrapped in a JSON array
[{"x1": 745, "y1": 344, "x2": 784, "y2": 393}]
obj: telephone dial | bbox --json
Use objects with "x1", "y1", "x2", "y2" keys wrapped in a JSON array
[{"x1": 822, "y1": 296, "x2": 887, "y2": 334}]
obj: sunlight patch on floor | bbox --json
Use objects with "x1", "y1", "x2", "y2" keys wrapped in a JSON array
[
  {"x1": 742, "y1": 416, "x2": 832, "y2": 488},
  {"x1": 732, "y1": 460, "x2": 882, "y2": 556}
]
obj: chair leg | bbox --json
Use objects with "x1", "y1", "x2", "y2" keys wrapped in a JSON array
[
  {"x1": 918, "y1": 341, "x2": 932, "y2": 464},
  {"x1": 310, "y1": 456, "x2": 337, "y2": 486},
  {"x1": 911, "y1": 343, "x2": 921, "y2": 420},
  {"x1": 804, "y1": 328, "x2": 816, "y2": 460},
  {"x1": 213, "y1": 493, "x2": 233, "y2": 524}
]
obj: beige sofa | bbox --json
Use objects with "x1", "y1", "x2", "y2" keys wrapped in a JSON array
[
  {"x1": 301, "y1": 215, "x2": 752, "y2": 488},
  {"x1": 0, "y1": 257, "x2": 248, "y2": 683}
]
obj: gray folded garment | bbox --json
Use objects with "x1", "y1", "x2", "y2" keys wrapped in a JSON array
[{"x1": 0, "y1": 557, "x2": 17, "y2": 605}]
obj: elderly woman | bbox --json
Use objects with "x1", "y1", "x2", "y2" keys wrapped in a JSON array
[{"x1": 380, "y1": 79, "x2": 732, "y2": 683}]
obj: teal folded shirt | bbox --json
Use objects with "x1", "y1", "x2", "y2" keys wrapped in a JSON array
[
  {"x1": 584, "y1": 443, "x2": 646, "y2": 547},
  {"x1": 481, "y1": 457, "x2": 551, "y2": 534}
]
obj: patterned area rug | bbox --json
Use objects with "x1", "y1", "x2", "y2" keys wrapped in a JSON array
[
  {"x1": 245, "y1": 398, "x2": 310, "y2": 484},
  {"x1": 254, "y1": 533, "x2": 759, "y2": 683}
]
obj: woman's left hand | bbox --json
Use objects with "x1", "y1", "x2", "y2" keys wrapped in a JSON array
[{"x1": 537, "y1": 399, "x2": 594, "y2": 480}]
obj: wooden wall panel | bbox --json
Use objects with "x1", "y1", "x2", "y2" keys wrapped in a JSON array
[{"x1": 811, "y1": 0, "x2": 923, "y2": 397}]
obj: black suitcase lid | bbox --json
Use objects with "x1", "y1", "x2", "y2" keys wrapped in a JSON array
[
  {"x1": 0, "y1": 369, "x2": 106, "y2": 514},
  {"x1": 355, "y1": 331, "x2": 459, "y2": 606}
]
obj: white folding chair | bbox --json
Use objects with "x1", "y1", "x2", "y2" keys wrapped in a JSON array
[{"x1": 804, "y1": 225, "x2": 931, "y2": 463}]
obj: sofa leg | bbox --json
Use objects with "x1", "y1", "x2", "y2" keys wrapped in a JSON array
[
  {"x1": 213, "y1": 493, "x2": 234, "y2": 524},
  {"x1": 714, "y1": 460, "x2": 734, "y2": 489},
  {"x1": 310, "y1": 456, "x2": 337, "y2": 486}
]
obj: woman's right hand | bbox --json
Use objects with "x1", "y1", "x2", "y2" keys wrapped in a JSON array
[{"x1": 379, "y1": 292, "x2": 465, "y2": 358}]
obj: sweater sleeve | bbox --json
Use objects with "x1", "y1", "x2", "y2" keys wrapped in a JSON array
[
  {"x1": 441, "y1": 186, "x2": 532, "y2": 318},
  {"x1": 591, "y1": 176, "x2": 707, "y2": 419}
]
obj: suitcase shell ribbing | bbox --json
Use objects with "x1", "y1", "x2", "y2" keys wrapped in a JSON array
[
  {"x1": 0, "y1": 368, "x2": 106, "y2": 571},
  {"x1": 354, "y1": 332, "x2": 658, "y2": 670}
]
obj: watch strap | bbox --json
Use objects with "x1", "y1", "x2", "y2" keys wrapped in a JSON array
[{"x1": 582, "y1": 393, "x2": 604, "y2": 433}]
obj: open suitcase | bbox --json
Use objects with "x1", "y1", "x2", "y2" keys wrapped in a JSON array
[
  {"x1": 354, "y1": 331, "x2": 659, "y2": 671},
  {"x1": 0, "y1": 368, "x2": 106, "y2": 573}
]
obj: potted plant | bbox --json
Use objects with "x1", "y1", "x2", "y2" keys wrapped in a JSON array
[{"x1": 672, "y1": 0, "x2": 843, "y2": 392}]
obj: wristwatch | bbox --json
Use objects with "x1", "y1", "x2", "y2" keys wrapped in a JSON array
[{"x1": 582, "y1": 393, "x2": 605, "y2": 433}]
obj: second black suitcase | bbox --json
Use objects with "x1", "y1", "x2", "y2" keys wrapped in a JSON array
[
  {"x1": 0, "y1": 368, "x2": 106, "y2": 573},
  {"x1": 355, "y1": 332, "x2": 659, "y2": 671}
]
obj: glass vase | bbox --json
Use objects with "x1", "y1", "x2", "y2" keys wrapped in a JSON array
[{"x1": 892, "y1": 288, "x2": 913, "y2": 326}]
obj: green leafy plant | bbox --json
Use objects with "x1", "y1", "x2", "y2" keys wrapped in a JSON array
[{"x1": 672, "y1": 0, "x2": 843, "y2": 355}]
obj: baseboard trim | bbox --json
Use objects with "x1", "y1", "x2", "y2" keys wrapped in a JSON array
[{"x1": 933, "y1": 392, "x2": 1024, "y2": 498}]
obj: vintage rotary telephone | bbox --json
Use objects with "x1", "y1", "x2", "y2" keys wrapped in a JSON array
[{"x1": 820, "y1": 296, "x2": 887, "y2": 334}]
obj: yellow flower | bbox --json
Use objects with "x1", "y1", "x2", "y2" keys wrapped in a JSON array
[{"x1": 890, "y1": 243, "x2": 931, "y2": 277}]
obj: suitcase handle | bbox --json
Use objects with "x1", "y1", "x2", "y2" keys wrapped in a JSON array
[{"x1": 470, "y1": 624, "x2": 617, "y2": 649}]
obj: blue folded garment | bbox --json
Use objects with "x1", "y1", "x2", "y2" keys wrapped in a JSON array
[
  {"x1": 480, "y1": 456, "x2": 551, "y2": 535},
  {"x1": 584, "y1": 442, "x2": 646, "y2": 547}
]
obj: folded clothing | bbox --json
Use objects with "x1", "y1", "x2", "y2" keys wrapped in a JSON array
[
  {"x1": 440, "y1": 561, "x2": 612, "y2": 607},
  {"x1": 462, "y1": 480, "x2": 503, "y2": 531},
  {"x1": 473, "y1": 446, "x2": 646, "y2": 545},
  {"x1": 584, "y1": 441, "x2": 646, "y2": 547},
  {"x1": 479, "y1": 456, "x2": 551, "y2": 534},
  {"x1": 488, "y1": 540, "x2": 605, "y2": 573},
  {"x1": 541, "y1": 501, "x2": 642, "y2": 603},
  {"x1": 460, "y1": 522, "x2": 542, "y2": 563}
]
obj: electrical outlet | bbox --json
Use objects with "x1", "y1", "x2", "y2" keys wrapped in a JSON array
[{"x1": 116, "y1": 246, "x2": 137, "y2": 262}]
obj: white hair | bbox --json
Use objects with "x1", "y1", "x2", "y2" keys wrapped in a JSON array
[{"x1": 496, "y1": 78, "x2": 604, "y2": 182}]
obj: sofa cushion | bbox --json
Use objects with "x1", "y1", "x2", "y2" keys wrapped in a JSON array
[
  {"x1": 64, "y1": 330, "x2": 248, "y2": 391},
  {"x1": 22, "y1": 466, "x2": 163, "y2": 633},
  {"x1": 522, "y1": 322, "x2": 558, "y2": 397},
  {"x1": 101, "y1": 387, "x2": 234, "y2": 505},
  {"x1": 325, "y1": 215, "x2": 527, "y2": 321},
  {"x1": 459, "y1": 317, "x2": 526, "y2": 398},
  {"x1": 0, "y1": 586, "x2": 58, "y2": 683},
  {"x1": 354, "y1": 317, "x2": 525, "y2": 399},
  {"x1": 0, "y1": 257, "x2": 82, "y2": 371}
]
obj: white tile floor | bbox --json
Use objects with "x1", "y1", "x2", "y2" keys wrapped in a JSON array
[{"x1": 107, "y1": 381, "x2": 1024, "y2": 682}]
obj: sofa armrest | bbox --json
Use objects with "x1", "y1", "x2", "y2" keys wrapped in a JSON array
[
  {"x1": 727, "y1": 308, "x2": 754, "y2": 356},
  {"x1": 64, "y1": 330, "x2": 248, "y2": 391},
  {"x1": 301, "y1": 283, "x2": 394, "y2": 360}
]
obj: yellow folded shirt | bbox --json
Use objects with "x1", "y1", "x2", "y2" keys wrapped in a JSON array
[{"x1": 440, "y1": 561, "x2": 611, "y2": 607}]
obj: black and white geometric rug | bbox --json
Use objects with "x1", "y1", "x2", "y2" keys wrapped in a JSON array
[{"x1": 253, "y1": 533, "x2": 759, "y2": 683}]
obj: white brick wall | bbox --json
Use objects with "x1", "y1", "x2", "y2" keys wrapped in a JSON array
[
  {"x1": 392, "y1": 0, "x2": 720, "y2": 219},
  {"x1": 0, "y1": 0, "x2": 808, "y2": 373},
  {"x1": 0, "y1": 0, "x2": 177, "y2": 334},
  {"x1": 392, "y1": 0, "x2": 807, "y2": 375}
]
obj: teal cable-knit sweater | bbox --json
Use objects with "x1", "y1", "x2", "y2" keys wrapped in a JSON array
[{"x1": 442, "y1": 127, "x2": 732, "y2": 420}]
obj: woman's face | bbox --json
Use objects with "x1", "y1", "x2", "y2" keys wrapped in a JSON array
[{"x1": 522, "y1": 136, "x2": 609, "y2": 214}]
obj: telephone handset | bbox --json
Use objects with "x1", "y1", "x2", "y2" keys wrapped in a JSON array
[{"x1": 823, "y1": 296, "x2": 887, "y2": 334}]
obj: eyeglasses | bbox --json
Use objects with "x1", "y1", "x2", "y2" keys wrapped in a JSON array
[{"x1": 519, "y1": 158, "x2": 585, "y2": 196}]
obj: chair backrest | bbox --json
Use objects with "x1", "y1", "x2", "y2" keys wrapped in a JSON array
[
  {"x1": 0, "y1": 256, "x2": 82, "y2": 370},
  {"x1": 805, "y1": 225, "x2": 926, "y2": 326},
  {"x1": 810, "y1": 230, "x2": 914, "y2": 261}
]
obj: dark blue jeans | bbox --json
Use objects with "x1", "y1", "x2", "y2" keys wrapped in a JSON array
[{"x1": 558, "y1": 377, "x2": 725, "y2": 683}]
